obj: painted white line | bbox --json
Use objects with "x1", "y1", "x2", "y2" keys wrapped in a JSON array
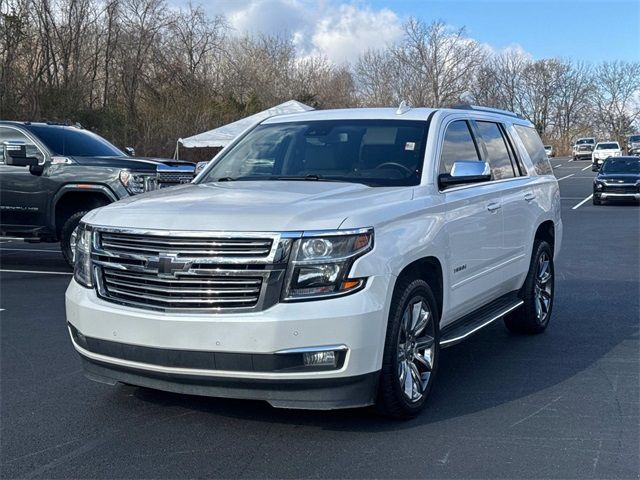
[
  {"x1": 0, "y1": 248, "x2": 59, "y2": 253},
  {"x1": 0, "y1": 309, "x2": 5, "y2": 312},
  {"x1": 556, "y1": 174, "x2": 575, "y2": 181},
  {"x1": 582, "y1": 165, "x2": 593, "y2": 171},
  {"x1": 0, "y1": 269, "x2": 71, "y2": 275},
  {"x1": 554, "y1": 164, "x2": 562, "y2": 168},
  {"x1": 572, "y1": 194, "x2": 593, "y2": 210}
]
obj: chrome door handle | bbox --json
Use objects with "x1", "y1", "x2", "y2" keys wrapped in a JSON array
[
  {"x1": 487, "y1": 202, "x2": 501, "y2": 212},
  {"x1": 524, "y1": 192, "x2": 536, "y2": 202}
]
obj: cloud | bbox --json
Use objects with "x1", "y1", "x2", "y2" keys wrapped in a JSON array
[{"x1": 181, "y1": 0, "x2": 403, "y2": 65}]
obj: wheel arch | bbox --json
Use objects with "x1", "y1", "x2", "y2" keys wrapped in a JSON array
[
  {"x1": 394, "y1": 256, "x2": 444, "y2": 321},
  {"x1": 534, "y1": 219, "x2": 555, "y2": 254},
  {"x1": 53, "y1": 185, "x2": 117, "y2": 236}
]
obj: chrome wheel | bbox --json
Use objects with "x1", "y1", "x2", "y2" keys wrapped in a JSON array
[
  {"x1": 69, "y1": 225, "x2": 80, "y2": 264},
  {"x1": 397, "y1": 298, "x2": 435, "y2": 403},
  {"x1": 534, "y1": 251, "x2": 553, "y2": 323}
]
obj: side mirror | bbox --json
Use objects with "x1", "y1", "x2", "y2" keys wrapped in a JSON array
[
  {"x1": 124, "y1": 147, "x2": 136, "y2": 156},
  {"x1": 195, "y1": 161, "x2": 209, "y2": 175},
  {"x1": 439, "y1": 161, "x2": 491, "y2": 188},
  {"x1": 3, "y1": 142, "x2": 40, "y2": 167}
]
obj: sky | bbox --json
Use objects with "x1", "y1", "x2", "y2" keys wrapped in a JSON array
[{"x1": 175, "y1": 0, "x2": 640, "y2": 64}]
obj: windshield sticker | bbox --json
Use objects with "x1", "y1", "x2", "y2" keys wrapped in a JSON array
[{"x1": 405, "y1": 142, "x2": 415, "y2": 151}]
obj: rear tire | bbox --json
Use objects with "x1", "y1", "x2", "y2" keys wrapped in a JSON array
[
  {"x1": 61, "y1": 210, "x2": 89, "y2": 268},
  {"x1": 377, "y1": 276, "x2": 440, "y2": 419},
  {"x1": 504, "y1": 240, "x2": 554, "y2": 334}
]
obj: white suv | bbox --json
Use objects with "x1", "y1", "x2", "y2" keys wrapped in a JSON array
[
  {"x1": 66, "y1": 105, "x2": 562, "y2": 418},
  {"x1": 592, "y1": 141, "x2": 622, "y2": 170}
]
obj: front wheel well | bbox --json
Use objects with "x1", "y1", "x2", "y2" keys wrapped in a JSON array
[
  {"x1": 54, "y1": 191, "x2": 111, "y2": 236},
  {"x1": 395, "y1": 257, "x2": 443, "y2": 319}
]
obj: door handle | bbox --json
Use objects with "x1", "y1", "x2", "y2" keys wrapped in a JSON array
[
  {"x1": 487, "y1": 202, "x2": 501, "y2": 212},
  {"x1": 524, "y1": 192, "x2": 536, "y2": 202}
]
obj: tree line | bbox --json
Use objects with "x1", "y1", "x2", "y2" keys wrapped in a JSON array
[{"x1": 1, "y1": 0, "x2": 639, "y2": 158}]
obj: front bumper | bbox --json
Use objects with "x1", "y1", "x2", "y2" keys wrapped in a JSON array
[
  {"x1": 65, "y1": 275, "x2": 393, "y2": 409},
  {"x1": 598, "y1": 192, "x2": 640, "y2": 200}
]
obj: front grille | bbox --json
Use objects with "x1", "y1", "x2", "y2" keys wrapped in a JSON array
[
  {"x1": 101, "y1": 269, "x2": 263, "y2": 310},
  {"x1": 157, "y1": 171, "x2": 193, "y2": 185},
  {"x1": 100, "y1": 232, "x2": 273, "y2": 258},
  {"x1": 603, "y1": 185, "x2": 638, "y2": 194},
  {"x1": 92, "y1": 229, "x2": 286, "y2": 313}
]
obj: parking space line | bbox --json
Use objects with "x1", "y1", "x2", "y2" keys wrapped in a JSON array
[
  {"x1": 556, "y1": 174, "x2": 575, "y2": 181},
  {"x1": 0, "y1": 269, "x2": 71, "y2": 275},
  {"x1": 554, "y1": 164, "x2": 562, "y2": 168},
  {"x1": 582, "y1": 165, "x2": 592, "y2": 171},
  {"x1": 572, "y1": 194, "x2": 593, "y2": 210},
  {"x1": 0, "y1": 248, "x2": 60, "y2": 253}
]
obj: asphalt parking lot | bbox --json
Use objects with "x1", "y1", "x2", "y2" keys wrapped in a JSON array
[{"x1": 1, "y1": 157, "x2": 638, "y2": 479}]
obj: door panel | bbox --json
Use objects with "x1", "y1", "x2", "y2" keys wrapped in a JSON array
[
  {"x1": 0, "y1": 127, "x2": 49, "y2": 230},
  {"x1": 444, "y1": 184, "x2": 504, "y2": 324}
]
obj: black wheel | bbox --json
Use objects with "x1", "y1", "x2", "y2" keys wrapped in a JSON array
[
  {"x1": 377, "y1": 277, "x2": 439, "y2": 419},
  {"x1": 593, "y1": 195, "x2": 601, "y2": 205},
  {"x1": 504, "y1": 240, "x2": 554, "y2": 334},
  {"x1": 60, "y1": 210, "x2": 89, "y2": 268}
]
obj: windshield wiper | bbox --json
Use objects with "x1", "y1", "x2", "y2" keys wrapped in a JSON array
[
  {"x1": 270, "y1": 174, "x2": 348, "y2": 182},
  {"x1": 216, "y1": 177, "x2": 236, "y2": 182}
]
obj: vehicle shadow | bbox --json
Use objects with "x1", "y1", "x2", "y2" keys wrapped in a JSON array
[{"x1": 126, "y1": 277, "x2": 638, "y2": 432}]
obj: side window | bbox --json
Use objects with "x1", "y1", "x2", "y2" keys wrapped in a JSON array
[
  {"x1": 475, "y1": 121, "x2": 516, "y2": 180},
  {"x1": 439, "y1": 120, "x2": 480, "y2": 175},
  {"x1": 513, "y1": 125, "x2": 552, "y2": 175},
  {"x1": 0, "y1": 127, "x2": 45, "y2": 165}
]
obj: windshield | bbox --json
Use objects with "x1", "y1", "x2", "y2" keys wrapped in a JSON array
[
  {"x1": 576, "y1": 139, "x2": 594, "y2": 145},
  {"x1": 544, "y1": 145, "x2": 552, "y2": 149},
  {"x1": 629, "y1": 135, "x2": 640, "y2": 142},
  {"x1": 597, "y1": 143, "x2": 619, "y2": 150},
  {"x1": 27, "y1": 125, "x2": 125, "y2": 157},
  {"x1": 200, "y1": 120, "x2": 429, "y2": 187},
  {"x1": 602, "y1": 158, "x2": 640, "y2": 174}
]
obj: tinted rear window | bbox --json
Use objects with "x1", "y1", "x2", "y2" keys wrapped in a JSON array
[
  {"x1": 513, "y1": 125, "x2": 552, "y2": 175},
  {"x1": 26, "y1": 125, "x2": 125, "y2": 157},
  {"x1": 597, "y1": 143, "x2": 619, "y2": 149}
]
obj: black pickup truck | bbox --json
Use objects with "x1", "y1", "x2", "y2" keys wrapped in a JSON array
[{"x1": 0, "y1": 121, "x2": 195, "y2": 266}]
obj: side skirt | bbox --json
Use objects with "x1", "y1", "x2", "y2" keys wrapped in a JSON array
[{"x1": 440, "y1": 291, "x2": 523, "y2": 347}]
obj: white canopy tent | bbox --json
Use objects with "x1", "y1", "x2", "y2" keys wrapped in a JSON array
[{"x1": 178, "y1": 100, "x2": 314, "y2": 150}]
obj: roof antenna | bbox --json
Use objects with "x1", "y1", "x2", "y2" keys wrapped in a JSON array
[{"x1": 396, "y1": 100, "x2": 411, "y2": 115}]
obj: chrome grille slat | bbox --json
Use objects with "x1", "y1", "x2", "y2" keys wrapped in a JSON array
[
  {"x1": 107, "y1": 286, "x2": 258, "y2": 304},
  {"x1": 105, "y1": 277, "x2": 261, "y2": 295},
  {"x1": 100, "y1": 241, "x2": 271, "y2": 256},
  {"x1": 104, "y1": 270, "x2": 261, "y2": 285}
]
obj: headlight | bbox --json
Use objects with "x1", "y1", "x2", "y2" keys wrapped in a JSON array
[
  {"x1": 283, "y1": 229, "x2": 373, "y2": 301},
  {"x1": 595, "y1": 182, "x2": 604, "y2": 190},
  {"x1": 119, "y1": 170, "x2": 155, "y2": 194},
  {"x1": 73, "y1": 223, "x2": 93, "y2": 288}
]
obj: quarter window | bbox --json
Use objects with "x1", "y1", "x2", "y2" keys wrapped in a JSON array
[
  {"x1": 514, "y1": 125, "x2": 552, "y2": 175},
  {"x1": 439, "y1": 120, "x2": 480, "y2": 175},
  {"x1": 475, "y1": 121, "x2": 516, "y2": 180}
]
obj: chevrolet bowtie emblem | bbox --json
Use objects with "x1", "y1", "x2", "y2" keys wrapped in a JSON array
[{"x1": 146, "y1": 253, "x2": 191, "y2": 278}]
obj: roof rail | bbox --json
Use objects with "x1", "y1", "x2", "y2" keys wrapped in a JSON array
[{"x1": 449, "y1": 104, "x2": 521, "y2": 119}]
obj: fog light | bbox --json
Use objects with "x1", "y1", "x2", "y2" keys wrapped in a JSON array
[{"x1": 303, "y1": 350, "x2": 337, "y2": 367}]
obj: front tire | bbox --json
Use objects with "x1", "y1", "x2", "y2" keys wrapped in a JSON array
[
  {"x1": 593, "y1": 195, "x2": 601, "y2": 205},
  {"x1": 377, "y1": 277, "x2": 440, "y2": 419},
  {"x1": 504, "y1": 240, "x2": 554, "y2": 334},
  {"x1": 60, "y1": 210, "x2": 89, "y2": 268}
]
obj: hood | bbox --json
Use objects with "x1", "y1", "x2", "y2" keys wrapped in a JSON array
[
  {"x1": 597, "y1": 173, "x2": 640, "y2": 183},
  {"x1": 71, "y1": 156, "x2": 193, "y2": 170},
  {"x1": 83, "y1": 181, "x2": 414, "y2": 232}
]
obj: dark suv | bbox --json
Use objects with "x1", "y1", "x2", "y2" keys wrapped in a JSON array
[{"x1": 0, "y1": 121, "x2": 195, "y2": 266}]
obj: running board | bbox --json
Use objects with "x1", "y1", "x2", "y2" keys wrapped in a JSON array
[{"x1": 440, "y1": 292, "x2": 523, "y2": 347}]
